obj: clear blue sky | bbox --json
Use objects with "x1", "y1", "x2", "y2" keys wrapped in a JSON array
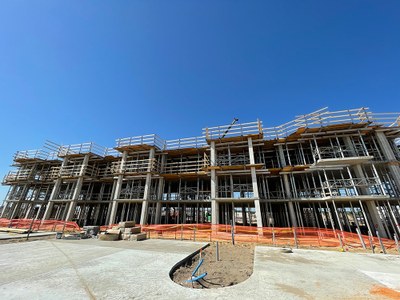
[{"x1": 1, "y1": 1, "x2": 399, "y2": 201}]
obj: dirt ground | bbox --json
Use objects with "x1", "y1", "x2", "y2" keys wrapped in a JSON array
[{"x1": 172, "y1": 241, "x2": 254, "y2": 289}]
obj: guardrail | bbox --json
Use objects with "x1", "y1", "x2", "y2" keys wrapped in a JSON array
[
  {"x1": 162, "y1": 159, "x2": 209, "y2": 174},
  {"x1": 166, "y1": 136, "x2": 207, "y2": 149},
  {"x1": 14, "y1": 149, "x2": 54, "y2": 161},
  {"x1": 263, "y1": 108, "x2": 400, "y2": 140},
  {"x1": 58, "y1": 142, "x2": 106, "y2": 157},
  {"x1": 203, "y1": 120, "x2": 262, "y2": 140},
  {"x1": 116, "y1": 134, "x2": 165, "y2": 150}
]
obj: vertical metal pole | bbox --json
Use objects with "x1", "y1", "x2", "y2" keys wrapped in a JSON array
[
  {"x1": 376, "y1": 231, "x2": 387, "y2": 254},
  {"x1": 337, "y1": 233, "x2": 344, "y2": 250},
  {"x1": 180, "y1": 224, "x2": 183, "y2": 240},
  {"x1": 356, "y1": 228, "x2": 366, "y2": 250},
  {"x1": 394, "y1": 234, "x2": 400, "y2": 254},
  {"x1": 272, "y1": 228, "x2": 276, "y2": 246},
  {"x1": 231, "y1": 219, "x2": 235, "y2": 245},
  {"x1": 293, "y1": 227, "x2": 298, "y2": 249},
  {"x1": 368, "y1": 231, "x2": 375, "y2": 254},
  {"x1": 216, "y1": 241, "x2": 220, "y2": 261},
  {"x1": 26, "y1": 216, "x2": 36, "y2": 241}
]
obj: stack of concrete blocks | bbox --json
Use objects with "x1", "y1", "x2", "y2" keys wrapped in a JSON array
[
  {"x1": 99, "y1": 226, "x2": 120, "y2": 241},
  {"x1": 119, "y1": 221, "x2": 147, "y2": 241},
  {"x1": 99, "y1": 221, "x2": 147, "y2": 241}
]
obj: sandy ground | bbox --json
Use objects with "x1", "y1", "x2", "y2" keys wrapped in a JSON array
[{"x1": 172, "y1": 241, "x2": 254, "y2": 288}]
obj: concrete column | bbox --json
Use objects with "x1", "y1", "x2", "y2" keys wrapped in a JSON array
[
  {"x1": 9, "y1": 202, "x2": 21, "y2": 219},
  {"x1": 42, "y1": 158, "x2": 69, "y2": 221},
  {"x1": 155, "y1": 202, "x2": 162, "y2": 224},
  {"x1": 343, "y1": 136, "x2": 355, "y2": 156},
  {"x1": 109, "y1": 151, "x2": 128, "y2": 225},
  {"x1": 154, "y1": 175, "x2": 164, "y2": 224},
  {"x1": 65, "y1": 154, "x2": 90, "y2": 221},
  {"x1": 1, "y1": 185, "x2": 20, "y2": 218},
  {"x1": 365, "y1": 200, "x2": 388, "y2": 238},
  {"x1": 105, "y1": 180, "x2": 117, "y2": 224},
  {"x1": 278, "y1": 145, "x2": 286, "y2": 167},
  {"x1": 140, "y1": 147, "x2": 156, "y2": 225},
  {"x1": 8, "y1": 184, "x2": 30, "y2": 219},
  {"x1": 248, "y1": 137, "x2": 263, "y2": 228},
  {"x1": 375, "y1": 131, "x2": 400, "y2": 186},
  {"x1": 0, "y1": 200, "x2": 9, "y2": 218},
  {"x1": 24, "y1": 203, "x2": 33, "y2": 219},
  {"x1": 211, "y1": 200, "x2": 219, "y2": 225},
  {"x1": 352, "y1": 164, "x2": 388, "y2": 238},
  {"x1": 283, "y1": 174, "x2": 298, "y2": 227},
  {"x1": 210, "y1": 141, "x2": 219, "y2": 224}
]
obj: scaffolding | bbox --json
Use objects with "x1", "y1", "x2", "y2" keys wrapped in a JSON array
[{"x1": 1, "y1": 107, "x2": 400, "y2": 239}]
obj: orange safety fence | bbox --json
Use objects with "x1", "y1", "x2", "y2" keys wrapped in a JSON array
[
  {"x1": 0, "y1": 218, "x2": 81, "y2": 232},
  {"x1": 141, "y1": 224, "x2": 399, "y2": 252},
  {"x1": 1, "y1": 218, "x2": 398, "y2": 252}
]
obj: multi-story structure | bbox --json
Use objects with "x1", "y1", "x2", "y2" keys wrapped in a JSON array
[{"x1": 1, "y1": 107, "x2": 400, "y2": 238}]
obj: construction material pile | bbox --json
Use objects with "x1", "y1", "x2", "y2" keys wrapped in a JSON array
[{"x1": 99, "y1": 221, "x2": 147, "y2": 242}]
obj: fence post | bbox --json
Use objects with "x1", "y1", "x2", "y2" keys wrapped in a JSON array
[
  {"x1": 272, "y1": 228, "x2": 275, "y2": 246},
  {"x1": 231, "y1": 219, "x2": 235, "y2": 246},
  {"x1": 193, "y1": 226, "x2": 196, "y2": 242},
  {"x1": 181, "y1": 224, "x2": 183, "y2": 241},
  {"x1": 376, "y1": 231, "x2": 387, "y2": 254},
  {"x1": 337, "y1": 233, "x2": 344, "y2": 251},
  {"x1": 356, "y1": 228, "x2": 366, "y2": 250},
  {"x1": 216, "y1": 241, "x2": 220, "y2": 261},
  {"x1": 26, "y1": 218, "x2": 36, "y2": 241},
  {"x1": 368, "y1": 231, "x2": 375, "y2": 254},
  {"x1": 293, "y1": 227, "x2": 298, "y2": 249},
  {"x1": 394, "y1": 234, "x2": 400, "y2": 254}
]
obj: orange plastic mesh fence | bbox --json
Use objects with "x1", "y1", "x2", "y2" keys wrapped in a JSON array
[
  {"x1": 141, "y1": 224, "x2": 398, "y2": 250},
  {"x1": 1, "y1": 218, "x2": 397, "y2": 251},
  {"x1": 0, "y1": 218, "x2": 81, "y2": 232}
]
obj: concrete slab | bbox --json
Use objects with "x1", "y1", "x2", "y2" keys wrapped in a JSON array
[
  {"x1": 0, "y1": 240, "x2": 399, "y2": 299},
  {"x1": 0, "y1": 231, "x2": 56, "y2": 241}
]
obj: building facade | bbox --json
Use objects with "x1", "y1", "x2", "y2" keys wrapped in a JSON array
[{"x1": 2, "y1": 107, "x2": 400, "y2": 238}]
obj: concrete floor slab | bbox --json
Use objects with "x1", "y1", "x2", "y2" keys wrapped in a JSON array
[{"x1": 0, "y1": 239, "x2": 399, "y2": 299}]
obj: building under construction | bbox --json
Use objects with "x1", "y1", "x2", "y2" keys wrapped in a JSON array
[{"x1": 1, "y1": 107, "x2": 400, "y2": 239}]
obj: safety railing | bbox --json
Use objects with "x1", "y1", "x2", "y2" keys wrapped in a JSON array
[
  {"x1": 111, "y1": 158, "x2": 160, "y2": 174},
  {"x1": 203, "y1": 120, "x2": 263, "y2": 140},
  {"x1": 119, "y1": 186, "x2": 146, "y2": 199},
  {"x1": 104, "y1": 148, "x2": 122, "y2": 157},
  {"x1": 162, "y1": 159, "x2": 208, "y2": 174},
  {"x1": 14, "y1": 149, "x2": 53, "y2": 161},
  {"x1": 97, "y1": 165, "x2": 115, "y2": 178},
  {"x1": 166, "y1": 136, "x2": 207, "y2": 149},
  {"x1": 116, "y1": 134, "x2": 165, "y2": 150},
  {"x1": 263, "y1": 107, "x2": 400, "y2": 140},
  {"x1": 216, "y1": 154, "x2": 250, "y2": 166},
  {"x1": 162, "y1": 190, "x2": 211, "y2": 201},
  {"x1": 3, "y1": 170, "x2": 33, "y2": 182},
  {"x1": 77, "y1": 192, "x2": 113, "y2": 201},
  {"x1": 314, "y1": 146, "x2": 369, "y2": 160},
  {"x1": 58, "y1": 142, "x2": 106, "y2": 157},
  {"x1": 58, "y1": 164, "x2": 98, "y2": 178}
]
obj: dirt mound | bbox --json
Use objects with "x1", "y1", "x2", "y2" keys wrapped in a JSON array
[{"x1": 172, "y1": 241, "x2": 254, "y2": 288}]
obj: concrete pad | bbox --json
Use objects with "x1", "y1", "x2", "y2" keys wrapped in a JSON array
[{"x1": 0, "y1": 240, "x2": 399, "y2": 299}]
